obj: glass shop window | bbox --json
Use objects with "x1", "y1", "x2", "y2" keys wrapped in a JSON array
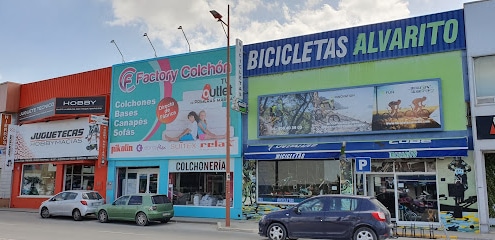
[
  {"x1": 170, "y1": 172, "x2": 230, "y2": 207},
  {"x1": 64, "y1": 165, "x2": 95, "y2": 190},
  {"x1": 474, "y1": 55, "x2": 495, "y2": 105},
  {"x1": 21, "y1": 164, "x2": 56, "y2": 196},
  {"x1": 258, "y1": 160, "x2": 341, "y2": 204}
]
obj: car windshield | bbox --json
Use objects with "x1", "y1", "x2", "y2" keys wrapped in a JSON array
[
  {"x1": 151, "y1": 195, "x2": 171, "y2": 204},
  {"x1": 83, "y1": 192, "x2": 102, "y2": 200}
]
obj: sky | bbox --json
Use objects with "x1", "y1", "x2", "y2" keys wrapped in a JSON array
[{"x1": 0, "y1": 0, "x2": 476, "y2": 84}]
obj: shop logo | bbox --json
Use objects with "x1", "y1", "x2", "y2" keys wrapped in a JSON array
[
  {"x1": 201, "y1": 83, "x2": 229, "y2": 100},
  {"x1": 111, "y1": 144, "x2": 133, "y2": 154},
  {"x1": 388, "y1": 139, "x2": 431, "y2": 144},
  {"x1": 119, "y1": 67, "x2": 137, "y2": 93}
]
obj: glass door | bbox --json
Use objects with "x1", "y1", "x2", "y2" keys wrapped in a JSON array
[
  {"x1": 125, "y1": 168, "x2": 159, "y2": 194},
  {"x1": 367, "y1": 175, "x2": 396, "y2": 219}
]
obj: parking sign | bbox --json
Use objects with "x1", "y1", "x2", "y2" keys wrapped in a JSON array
[{"x1": 355, "y1": 157, "x2": 371, "y2": 172}]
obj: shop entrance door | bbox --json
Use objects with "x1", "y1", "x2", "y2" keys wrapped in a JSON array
[
  {"x1": 124, "y1": 168, "x2": 159, "y2": 195},
  {"x1": 367, "y1": 175, "x2": 396, "y2": 219}
]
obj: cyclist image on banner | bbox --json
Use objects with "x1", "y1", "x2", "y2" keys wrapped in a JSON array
[{"x1": 373, "y1": 80, "x2": 442, "y2": 131}]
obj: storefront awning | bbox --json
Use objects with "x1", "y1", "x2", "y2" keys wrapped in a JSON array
[
  {"x1": 244, "y1": 138, "x2": 468, "y2": 160},
  {"x1": 345, "y1": 138, "x2": 468, "y2": 159},
  {"x1": 244, "y1": 142, "x2": 342, "y2": 160}
]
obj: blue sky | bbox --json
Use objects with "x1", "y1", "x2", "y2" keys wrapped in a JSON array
[{"x1": 0, "y1": 0, "x2": 474, "y2": 84}]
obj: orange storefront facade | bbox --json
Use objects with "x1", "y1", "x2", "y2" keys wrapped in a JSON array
[{"x1": 8, "y1": 68, "x2": 111, "y2": 209}]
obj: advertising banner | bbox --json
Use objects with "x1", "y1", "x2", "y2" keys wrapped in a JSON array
[
  {"x1": 475, "y1": 116, "x2": 495, "y2": 139},
  {"x1": 4, "y1": 125, "x2": 17, "y2": 170},
  {"x1": 55, "y1": 96, "x2": 106, "y2": 115},
  {"x1": 19, "y1": 99, "x2": 55, "y2": 123},
  {"x1": 11, "y1": 117, "x2": 99, "y2": 160},
  {"x1": 0, "y1": 113, "x2": 12, "y2": 146},
  {"x1": 109, "y1": 47, "x2": 241, "y2": 159},
  {"x1": 258, "y1": 79, "x2": 441, "y2": 137}
]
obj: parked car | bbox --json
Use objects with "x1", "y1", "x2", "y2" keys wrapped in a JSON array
[
  {"x1": 39, "y1": 190, "x2": 105, "y2": 221},
  {"x1": 97, "y1": 193, "x2": 174, "y2": 226},
  {"x1": 258, "y1": 195, "x2": 393, "y2": 240}
]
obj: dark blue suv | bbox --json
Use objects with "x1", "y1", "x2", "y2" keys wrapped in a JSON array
[{"x1": 258, "y1": 195, "x2": 393, "y2": 240}]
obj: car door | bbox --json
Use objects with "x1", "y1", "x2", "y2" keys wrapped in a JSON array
[
  {"x1": 323, "y1": 197, "x2": 360, "y2": 238},
  {"x1": 123, "y1": 195, "x2": 142, "y2": 220},
  {"x1": 107, "y1": 195, "x2": 130, "y2": 220},
  {"x1": 287, "y1": 197, "x2": 328, "y2": 238},
  {"x1": 48, "y1": 192, "x2": 68, "y2": 215},
  {"x1": 60, "y1": 192, "x2": 79, "y2": 216}
]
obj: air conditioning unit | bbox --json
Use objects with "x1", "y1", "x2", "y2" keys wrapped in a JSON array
[{"x1": 476, "y1": 96, "x2": 495, "y2": 105}]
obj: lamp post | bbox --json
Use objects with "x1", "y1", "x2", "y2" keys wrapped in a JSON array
[
  {"x1": 210, "y1": 5, "x2": 231, "y2": 227},
  {"x1": 110, "y1": 40, "x2": 125, "y2": 63},
  {"x1": 178, "y1": 26, "x2": 191, "y2": 53},
  {"x1": 143, "y1": 33, "x2": 157, "y2": 58}
]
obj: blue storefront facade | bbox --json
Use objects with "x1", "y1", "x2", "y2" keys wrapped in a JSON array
[
  {"x1": 241, "y1": 10, "x2": 480, "y2": 232},
  {"x1": 106, "y1": 46, "x2": 245, "y2": 219}
]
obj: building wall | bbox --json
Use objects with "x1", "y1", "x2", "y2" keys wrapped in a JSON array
[{"x1": 464, "y1": 0, "x2": 495, "y2": 233}]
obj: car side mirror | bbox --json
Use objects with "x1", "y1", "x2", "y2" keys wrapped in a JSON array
[
  {"x1": 50, "y1": 198, "x2": 56, "y2": 201},
  {"x1": 294, "y1": 207, "x2": 301, "y2": 214},
  {"x1": 112, "y1": 202, "x2": 116, "y2": 205}
]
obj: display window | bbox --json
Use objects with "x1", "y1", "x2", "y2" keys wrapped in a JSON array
[
  {"x1": 64, "y1": 165, "x2": 95, "y2": 191},
  {"x1": 257, "y1": 160, "x2": 341, "y2": 204},
  {"x1": 170, "y1": 172, "x2": 230, "y2": 207},
  {"x1": 21, "y1": 164, "x2": 56, "y2": 196}
]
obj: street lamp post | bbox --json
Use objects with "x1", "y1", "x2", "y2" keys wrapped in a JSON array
[{"x1": 210, "y1": 5, "x2": 231, "y2": 227}]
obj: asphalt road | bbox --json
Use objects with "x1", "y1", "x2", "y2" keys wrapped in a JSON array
[
  {"x1": 0, "y1": 211, "x2": 255, "y2": 240},
  {"x1": 0, "y1": 211, "x2": 439, "y2": 240}
]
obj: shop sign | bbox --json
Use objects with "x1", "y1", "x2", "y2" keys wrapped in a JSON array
[
  {"x1": 4, "y1": 125, "x2": 17, "y2": 171},
  {"x1": 13, "y1": 117, "x2": 98, "y2": 160},
  {"x1": 55, "y1": 96, "x2": 106, "y2": 115},
  {"x1": 475, "y1": 116, "x2": 495, "y2": 139},
  {"x1": 169, "y1": 159, "x2": 234, "y2": 173},
  {"x1": 388, "y1": 150, "x2": 418, "y2": 158},
  {"x1": 0, "y1": 114, "x2": 12, "y2": 146},
  {"x1": 244, "y1": 10, "x2": 465, "y2": 77},
  {"x1": 19, "y1": 99, "x2": 56, "y2": 123}
]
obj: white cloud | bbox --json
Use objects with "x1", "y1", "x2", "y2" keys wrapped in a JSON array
[{"x1": 107, "y1": 0, "x2": 464, "y2": 55}]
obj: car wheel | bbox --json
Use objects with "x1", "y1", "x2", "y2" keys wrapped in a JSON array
[
  {"x1": 98, "y1": 210, "x2": 108, "y2": 223},
  {"x1": 267, "y1": 223, "x2": 287, "y2": 240},
  {"x1": 160, "y1": 218, "x2": 170, "y2": 223},
  {"x1": 353, "y1": 227, "x2": 377, "y2": 240},
  {"x1": 72, "y1": 209, "x2": 82, "y2": 221},
  {"x1": 40, "y1": 207, "x2": 50, "y2": 218},
  {"x1": 135, "y1": 212, "x2": 149, "y2": 226}
]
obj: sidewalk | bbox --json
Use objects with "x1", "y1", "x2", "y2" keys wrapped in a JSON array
[{"x1": 1, "y1": 208, "x2": 493, "y2": 239}]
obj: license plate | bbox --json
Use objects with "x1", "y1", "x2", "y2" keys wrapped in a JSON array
[
  {"x1": 163, "y1": 213, "x2": 170, "y2": 216},
  {"x1": 92, "y1": 203, "x2": 101, "y2": 206}
]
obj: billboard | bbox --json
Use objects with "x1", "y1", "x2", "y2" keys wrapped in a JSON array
[
  {"x1": 8, "y1": 117, "x2": 99, "y2": 160},
  {"x1": 258, "y1": 79, "x2": 441, "y2": 137},
  {"x1": 109, "y1": 47, "x2": 242, "y2": 159}
]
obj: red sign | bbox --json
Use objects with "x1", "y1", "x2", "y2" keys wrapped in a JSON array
[{"x1": 0, "y1": 114, "x2": 12, "y2": 146}]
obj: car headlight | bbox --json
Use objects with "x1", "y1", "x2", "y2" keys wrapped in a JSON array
[{"x1": 260, "y1": 215, "x2": 267, "y2": 223}]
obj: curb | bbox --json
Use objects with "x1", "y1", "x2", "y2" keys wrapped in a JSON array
[{"x1": 216, "y1": 222, "x2": 258, "y2": 233}]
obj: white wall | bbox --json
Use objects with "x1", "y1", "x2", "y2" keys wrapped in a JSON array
[
  {"x1": 464, "y1": 0, "x2": 495, "y2": 233},
  {"x1": 0, "y1": 151, "x2": 12, "y2": 199}
]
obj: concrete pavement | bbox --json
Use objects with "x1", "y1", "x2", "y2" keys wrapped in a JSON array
[{"x1": 1, "y1": 207, "x2": 493, "y2": 239}]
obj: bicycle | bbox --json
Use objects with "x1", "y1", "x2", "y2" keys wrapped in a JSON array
[
  {"x1": 314, "y1": 108, "x2": 340, "y2": 125},
  {"x1": 405, "y1": 104, "x2": 430, "y2": 119}
]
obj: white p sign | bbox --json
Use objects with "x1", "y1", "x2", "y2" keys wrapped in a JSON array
[{"x1": 355, "y1": 157, "x2": 371, "y2": 172}]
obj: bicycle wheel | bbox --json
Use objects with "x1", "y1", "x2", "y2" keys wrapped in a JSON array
[
  {"x1": 419, "y1": 109, "x2": 430, "y2": 119},
  {"x1": 405, "y1": 110, "x2": 415, "y2": 118},
  {"x1": 327, "y1": 114, "x2": 340, "y2": 124}
]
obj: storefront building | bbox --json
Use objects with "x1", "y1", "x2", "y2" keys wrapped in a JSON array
[
  {"x1": 464, "y1": 0, "x2": 495, "y2": 233},
  {"x1": 7, "y1": 68, "x2": 111, "y2": 208},
  {"x1": 0, "y1": 82, "x2": 20, "y2": 207},
  {"x1": 107, "y1": 45, "x2": 245, "y2": 219},
  {"x1": 242, "y1": 10, "x2": 478, "y2": 232}
]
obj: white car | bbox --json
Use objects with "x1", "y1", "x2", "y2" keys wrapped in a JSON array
[{"x1": 39, "y1": 190, "x2": 105, "y2": 221}]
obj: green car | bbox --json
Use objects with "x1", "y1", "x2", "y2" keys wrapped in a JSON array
[{"x1": 97, "y1": 194, "x2": 174, "y2": 226}]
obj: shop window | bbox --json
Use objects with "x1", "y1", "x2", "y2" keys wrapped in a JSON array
[
  {"x1": 258, "y1": 160, "x2": 341, "y2": 204},
  {"x1": 474, "y1": 55, "x2": 495, "y2": 105},
  {"x1": 21, "y1": 164, "x2": 56, "y2": 196},
  {"x1": 170, "y1": 172, "x2": 229, "y2": 207},
  {"x1": 397, "y1": 174, "x2": 438, "y2": 222},
  {"x1": 64, "y1": 165, "x2": 95, "y2": 191}
]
